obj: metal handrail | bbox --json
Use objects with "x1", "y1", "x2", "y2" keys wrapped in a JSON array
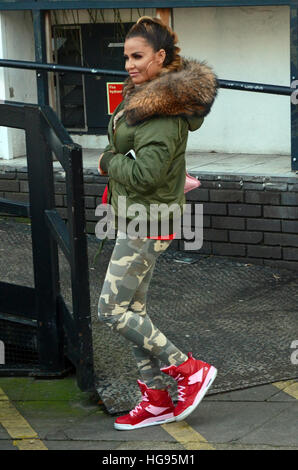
[{"x1": 0, "y1": 58, "x2": 293, "y2": 96}]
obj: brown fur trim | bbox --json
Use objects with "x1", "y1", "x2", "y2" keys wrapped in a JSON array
[{"x1": 122, "y1": 57, "x2": 218, "y2": 125}]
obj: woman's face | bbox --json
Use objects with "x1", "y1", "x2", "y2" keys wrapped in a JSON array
[{"x1": 124, "y1": 37, "x2": 165, "y2": 85}]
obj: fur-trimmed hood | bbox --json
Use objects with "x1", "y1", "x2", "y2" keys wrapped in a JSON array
[{"x1": 122, "y1": 57, "x2": 218, "y2": 126}]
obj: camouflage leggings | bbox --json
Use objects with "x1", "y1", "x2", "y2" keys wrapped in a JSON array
[{"x1": 98, "y1": 232, "x2": 187, "y2": 389}]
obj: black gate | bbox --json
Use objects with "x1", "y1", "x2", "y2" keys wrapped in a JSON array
[{"x1": 0, "y1": 101, "x2": 94, "y2": 392}]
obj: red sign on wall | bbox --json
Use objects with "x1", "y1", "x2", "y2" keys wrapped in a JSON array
[{"x1": 106, "y1": 82, "x2": 124, "y2": 115}]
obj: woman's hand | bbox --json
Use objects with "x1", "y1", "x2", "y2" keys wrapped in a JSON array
[{"x1": 98, "y1": 153, "x2": 107, "y2": 175}]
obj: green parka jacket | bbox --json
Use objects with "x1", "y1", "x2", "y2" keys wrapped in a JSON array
[{"x1": 100, "y1": 57, "x2": 218, "y2": 237}]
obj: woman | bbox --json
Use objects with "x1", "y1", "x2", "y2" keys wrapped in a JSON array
[{"x1": 98, "y1": 16, "x2": 218, "y2": 431}]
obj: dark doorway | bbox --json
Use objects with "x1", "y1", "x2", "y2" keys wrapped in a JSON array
[{"x1": 53, "y1": 22, "x2": 132, "y2": 134}]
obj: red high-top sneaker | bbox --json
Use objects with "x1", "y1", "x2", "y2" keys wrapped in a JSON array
[
  {"x1": 161, "y1": 353, "x2": 217, "y2": 422},
  {"x1": 114, "y1": 380, "x2": 175, "y2": 430}
]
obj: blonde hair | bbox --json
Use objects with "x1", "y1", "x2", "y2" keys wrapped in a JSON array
[{"x1": 125, "y1": 16, "x2": 182, "y2": 72}]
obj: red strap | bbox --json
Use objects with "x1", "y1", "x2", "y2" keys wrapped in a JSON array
[
  {"x1": 102, "y1": 185, "x2": 108, "y2": 205},
  {"x1": 147, "y1": 233, "x2": 176, "y2": 240}
]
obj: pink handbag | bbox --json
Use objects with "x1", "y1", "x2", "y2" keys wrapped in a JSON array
[{"x1": 184, "y1": 172, "x2": 201, "y2": 193}]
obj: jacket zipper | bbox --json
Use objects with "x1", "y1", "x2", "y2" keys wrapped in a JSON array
[{"x1": 108, "y1": 111, "x2": 124, "y2": 204}]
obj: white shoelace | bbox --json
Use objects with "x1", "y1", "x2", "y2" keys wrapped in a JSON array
[
  {"x1": 130, "y1": 392, "x2": 149, "y2": 417},
  {"x1": 175, "y1": 373, "x2": 186, "y2": 402}
]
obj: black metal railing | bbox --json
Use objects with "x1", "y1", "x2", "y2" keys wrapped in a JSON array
[
  {"x1": 0, "y1": 58, "x2": 293, "y2": 96},
  {"x1": 0, "y1": 58, "x2": 296, "y2": 171},
  {"x1": 0, "y1": 101, "x2": 94, "y2": 391}
]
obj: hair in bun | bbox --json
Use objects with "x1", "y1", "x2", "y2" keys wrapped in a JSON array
[{"x1": 125, "y1": 16, "x2": 182, "y2": 72}]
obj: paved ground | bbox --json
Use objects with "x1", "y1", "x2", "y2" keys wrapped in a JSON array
[
  {"x1": 0, "y1": 375, "x2": 297, "y2": 451},
  {"x1": 0, "y1": 149, "x2": 294, "y2": 177}
]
